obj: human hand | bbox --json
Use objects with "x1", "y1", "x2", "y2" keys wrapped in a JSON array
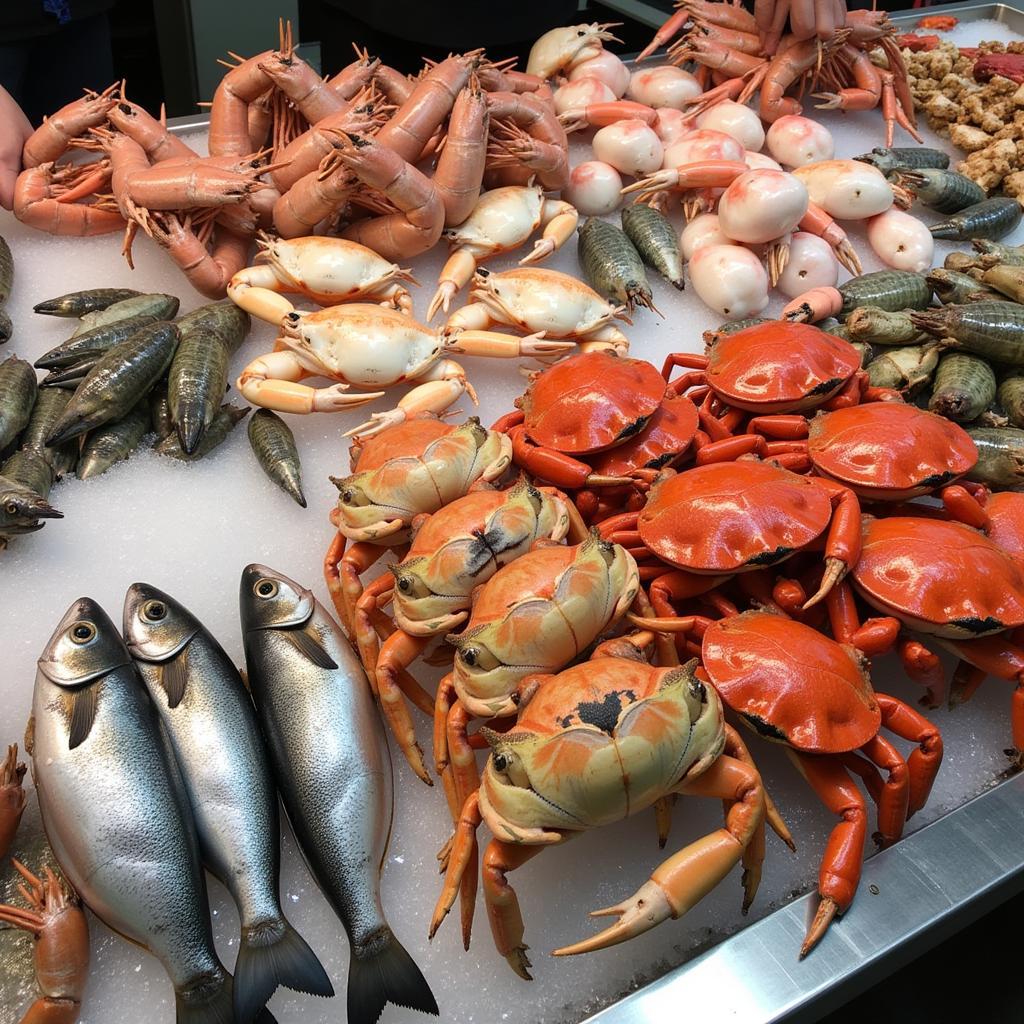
[
  {"x1": 755, "y1": 0, "x2": 847, "y2": 54},
  {"x1": 0, "y1": 87, "x2": 32, "y2": 211}
]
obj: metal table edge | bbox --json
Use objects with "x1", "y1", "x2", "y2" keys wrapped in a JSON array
[
  {"x1": 599, "y1": 0, "x2": 1024, "y2": 34},
  {"x1": 582, "y1": 771, "x2": 1024, "y2": 1024}
]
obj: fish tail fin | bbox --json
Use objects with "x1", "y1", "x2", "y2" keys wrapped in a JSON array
[
  {"x1": 348, "y1": 927, "x2": 439, "y2": 1024},
  {"x1": 234, "y1": 918, "x2": 334, "y2": 1024},
  {"x1": 175, "y1": 970, "x2": 252, "y2": 1024}
]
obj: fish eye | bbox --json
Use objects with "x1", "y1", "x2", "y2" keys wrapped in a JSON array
[
  {"x1": 142, "y1": 600, "x2": 167, "y2": 622},
  {"x1": 254, "y1": 579, "x2": 279, "y2": 598},
  {"x1": 69, "y1": 621, "x2": 96, "y2": 644}
]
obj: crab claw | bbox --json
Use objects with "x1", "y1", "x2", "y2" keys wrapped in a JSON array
[
  {"x1": 803, "y1": 556, "x2": 847, "y2": 609},
  {"x1": 554, "y1": 880, "x2": 673, "y2": 956},
  {"x1": 801, "y1": 896, "x2": 839, "y2": 958},
  {"x1": 621, "y1": 168, "x2": 679, "y2": 198},
  {"x1": 427, "y1": 280, "x2": 458, "y2": 321},
  {"x1": 519, "y1": 237, "x2": 556, "y2": 266}
]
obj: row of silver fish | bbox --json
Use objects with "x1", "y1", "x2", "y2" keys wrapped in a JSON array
[{"x1": 28, "y1": 565, "x2": 436, "y2": 1024}]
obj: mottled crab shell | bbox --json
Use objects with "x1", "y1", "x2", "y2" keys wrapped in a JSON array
[
  {"x1": 478, "y1": 658, "x2": 724, "y2": 834},
  {"x1": 638, "y1": 462, "x2": 831, "y2": 573},
  {"x1": 588, "y1": 393, "x2": 701, "y2": 476},
  {"x1": 702, "y1": 611, "x2": 881, "y2": 754},
  {"x1": 808, "y1": 403, "x2": 978, "y2": 499},
  {"x1": 449, "y1": 535, "x2": 638, "y2": 717},
  {"x1": 985, "y1": 492, "x2": 1024, "y2": 563},
  {"x1": 521, "y1": 351, "x2": 665, "y2": 455},
  {"x1": 852, "y1": 517, "x2": 1024, "y2": 637},
  {"x1": 337, "y1": 417, "x2": 510, "y2": 539},
  {"x1": 350, "y1": 416, "x2": 453, "y2": 471},
  {"x1": 706, "y1": 321, "x2": 861, "y2": 413}
]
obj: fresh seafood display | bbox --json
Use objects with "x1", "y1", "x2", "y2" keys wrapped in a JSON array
[{"x1": 5, "y1": 8, "x2": 1024, "y2": 1021}]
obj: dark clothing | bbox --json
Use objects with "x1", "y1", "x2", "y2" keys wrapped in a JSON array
[
  {"x1": 0, "y1": 0, "x2": 114, "y2": 42},
  {"x1": 306, "y1": 0, "x2": 579, "y2": 80},
  {"x1": 0, "y1": 11, "x2": 113, "y2": 126}
]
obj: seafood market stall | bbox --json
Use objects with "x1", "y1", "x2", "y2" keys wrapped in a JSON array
[{"x1": 2, "y1": 9, "x2": 1024, "y2": 1024}]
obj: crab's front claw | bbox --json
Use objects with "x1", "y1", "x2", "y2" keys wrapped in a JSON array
[
  {"x1": 518, "y1": 238, "x2": 556, "y2": 266},
  {"x1": 554, "y1": 880, "x2": 673, "y2": 956},
  {"x1": 621, "y1": 168, "x2": 678, "y2": 198},
  {"x1": 447, "y1": 330, "x2": 573, "y2": 359},
  {"x1": 427, "y1": 281, "x2": 458, "y2": 321}
]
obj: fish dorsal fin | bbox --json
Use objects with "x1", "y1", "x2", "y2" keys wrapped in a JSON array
[
  {"x1": 159, "y1": 646, "x2": 190, "y2": 709},
  {"x1": 284, "y1": 624, "x2": 337, "y2": 670},
  {"x1": 68, "y1": 685, "x2": 99, "y2": 750}
]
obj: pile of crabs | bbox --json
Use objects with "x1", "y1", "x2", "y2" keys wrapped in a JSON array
[{"x1": 323, "y1": 317, "x2": 1024, "y2": 977}]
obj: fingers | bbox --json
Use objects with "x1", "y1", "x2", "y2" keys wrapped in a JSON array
[
  {"x1": 764, "y1": 0, "x2": 791, "y2": 54},
  {"x1": 833, "y1": 0, "x2": 847, "y2": 31},
  {"x1": 0, "y1": 86, "x2": 32, "y2": 211}
]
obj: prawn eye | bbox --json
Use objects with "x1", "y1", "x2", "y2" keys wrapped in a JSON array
[
  {"x1": 142, "y1": 601, "x2": 167, "y2": 622},
  {"x1": 5, "y1": 502, "x2": 17, "y2": 514},
  {"x1": 493, "y1": 753, "x2": 509, "y2": 772},
  {"x1": 254, "y1": 579, "x2": 279, "y2": 598},
  {"x1": 70, "y1": 621, "x2": 96, "y2": 644}
]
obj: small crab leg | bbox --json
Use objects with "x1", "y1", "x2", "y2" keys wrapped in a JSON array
[
  {"x1": 875, "y1": 693, "x2": 943, "y2": 819},
  {"x1": 789, "y1": 750, "x2": 867, "y2": 957},
  {"x1": 799, "y1": 202, "x2": 862, "y2": 275},
  {"x1": 554, "y1": 753, "x2": 765, "y2": 957},
  {"x1": 621, "y1": 159, "x2": 748, "y2": 202},
  {"x1": 638, "y1": 7, "x2": 692, "y2": 60}
]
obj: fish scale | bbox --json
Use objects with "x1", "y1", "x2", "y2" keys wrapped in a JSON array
[
  {"x1": 0, "y1": 354, "x2": 37, "y2": 452},
  {"x1": 578, "y1": 216, "x2": 654, "y2": 314},
  {"x1": 620, "y1": 204, "x2": 684, "y2": 290}
]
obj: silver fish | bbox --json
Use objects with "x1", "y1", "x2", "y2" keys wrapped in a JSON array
[
  {"x1": 29, "y1": 597, "x2": 265, "y2": 1024},
  {"x1": 123, "y1": 583, "x2": 332, "y2": 1023},
  {"x1": 240, "y1": 564, "x2": 438, "y2": 1024}
]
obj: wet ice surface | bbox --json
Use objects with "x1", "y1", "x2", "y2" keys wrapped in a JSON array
[{"x1": 2, "y1": 28, "x2": 1024, "y2": 1024}]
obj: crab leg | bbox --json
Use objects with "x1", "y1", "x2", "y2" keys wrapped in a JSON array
[
  {"x1": 554, "y1": 753, "x2": 765, "y2": 957},
  {"x1": 789, "y1": 751, "x2": 867, "y2": 957},
  {"x1": 323, "y1": 530, "x2": 384, "y2": 634},
  {"x1": 799, "y1": 203, "x2": 862, "y2": 276},
  {"x1": 353, "y1": 574, "x2": 394, "y2": 675},
  {"x1": 376, "y1": 653, "x2": 435, "y2": 786},
  {"x1": 937, "y1": 635, "x2": 1024, "y2": 768},
  {"x1": 237, "y1": 349, "x2": 384, "y2": 415},
  {"x1": 856, "y1": 734, "x2": 909, "y2": 846},
  {"x1": 875, "y1": 693, "x2": 943, "y2": 819}
]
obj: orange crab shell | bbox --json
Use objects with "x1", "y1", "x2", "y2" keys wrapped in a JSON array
[
  {"x1": 808, "y1": 403, "x2": 977, "y2": 499},
  {"x1": 702, "y1": 611, "x2": 880, "y2": 754},
  {"x1": 638, "y1": 461, "x2": 832, "y2": 573},
  {"x1": 852, "y1": 517, "x2": 1024, "y2": 637},
  {"x1": 407, "y1": 488, "x2": 533, "y2": 562},
  {"x1": 707, "y1": 322, "x2": 862, "y2": 414},
  {"x1": 520, "y1": 351, "x2": 666, "y2": 455},
  {"x1": 984, "y1": 492, "x2": 1024, "y2": 564},
  {"x1": 588, "y1": 392, "x2": 701, "y2": 476},
  {"x1": 350, "y1": 415, "x2": 454, "y2": 471}
]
